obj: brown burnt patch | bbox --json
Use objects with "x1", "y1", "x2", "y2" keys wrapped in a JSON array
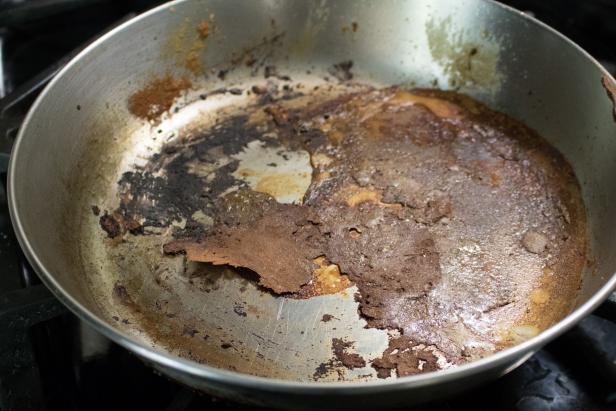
[
  {"x1": 112, "y1": 282, "x2": 139, "y2": 312},
  {"x1": 387, "y1": 90, "x2": 463, "y2": 119},
  {"x1": 331, "y1": 338, "x2": 366, "y2": 369},
  {"x1": 128, "y1": 75, "x2": 191, "y2": 121},
  {"x1": 601, "y1": 73, "x2": 616, "y2": 121},
  {"x1": 107, "y1": 83, "x2": 586, "y2": 378},
  {"x1": 372, "y1": 336, "x2": 439, "y2": 378},
  {"x1": 160, "y1": 86, "x2": 586, "y2": 376},
  {"x1": 296, "y1": 257, "x2": 352, "y2": 298},
  {"x1": 99, "y1": 210, "x2": 142, "y2": 239},
  {"x1": 164, "y1": 191, "x2": 324, "y2": 294},
  {"x1": 320, "y1": 204, "x2": 442, "y2": 329},
  {"x1": 164, "y1": 185, "x2": 441, "y2": 313},
  {"x1": 99, "y1": 211, "x2": 122, "y2": 239},
  {"x1": 197, "y1": 20, "x2": 211, "y2": 39}
]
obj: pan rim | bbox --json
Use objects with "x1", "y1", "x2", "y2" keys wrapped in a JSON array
[{"x1": 7, "y1": 0, "x2": 616, "y2": 392}]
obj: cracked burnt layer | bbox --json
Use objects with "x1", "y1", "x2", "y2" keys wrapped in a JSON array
[
  {"x1": 107, "y1": 85, "x2": 587, "y2": 379},
  {"x1": 101, "y1": 115, "x2": 274, "y2": 238}
]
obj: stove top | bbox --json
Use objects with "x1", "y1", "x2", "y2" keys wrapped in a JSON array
[{"x1": 0, "y1": 1, "x2": 615, "y2": 410}]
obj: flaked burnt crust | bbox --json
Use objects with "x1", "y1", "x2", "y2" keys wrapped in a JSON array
[
  {"x1": 108, "y1": 84, "x2": 587, "y2": 379},
  {"x1": 164, "y1": 190, "x2": 324, "y2": 294},
  {"x1": 371, "y1": 336, "x2": 439, "y2": 378},
  {"x1": 331, "y1": 338, "x2": 366, "y2": 369}
]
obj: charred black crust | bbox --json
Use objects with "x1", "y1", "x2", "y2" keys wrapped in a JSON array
[
  {"x1": 99, "y1": 212, "x2": 121, "y2": 238},
  {"x1": 328, "y1": 60, "x2": 354, "y2": 82}
]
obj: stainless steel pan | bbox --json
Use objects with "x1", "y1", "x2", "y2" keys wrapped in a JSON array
[{"x1": 7, "y1": 0, "x2": 616, "y2": 409}]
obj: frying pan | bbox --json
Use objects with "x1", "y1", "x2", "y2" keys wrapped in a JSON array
[{"x1": 7, "y1": 0, "x2": 616, "y2": 409}]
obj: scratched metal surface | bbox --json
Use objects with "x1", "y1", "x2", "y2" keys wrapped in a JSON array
[
  {"x1": 77, "y1": 80, "x2": 391, "y2": 381},
  {"x1": 74, "y1": 70, "x2": 585, "y2": 382}
]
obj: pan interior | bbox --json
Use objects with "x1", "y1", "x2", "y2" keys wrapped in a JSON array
[
  {"x1": 80, "y1": 79, "x2": 392, "y2": 381},
  {"x1": 78, "y1": 72, "x2": 586, "y2": 381},
  {"x1": 11, "y1": 0, "x2": 616, "y2": 388}
]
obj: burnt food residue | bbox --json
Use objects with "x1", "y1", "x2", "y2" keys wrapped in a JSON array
[
  {"x1": 601, "y1": 73, "x2": 616, "y2": 121},
  {"x1": 106, "y1": 82, "x2": 587, "y2": 379},
  {"x1": 128, "y1": 74, "x2": 191, "y2": 121}
]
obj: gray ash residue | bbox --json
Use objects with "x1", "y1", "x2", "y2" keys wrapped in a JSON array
[
  {"x1": 328, "y1": 60, "x2": 354, "y2": 82},
  {"x1": 99, "y1": 211, "x2": 122, "y2": 238},
  {"x1": 158, "y1": 86, "x2": 587, "y2": 379},
  {"x1": 114, "y1": 115, "x2": 264, "y2": 235},
  {"x1": 264, "y1": 65, "x2": 291, "y2": 81},
  {"x1": 313, "y1": 360, "x2": 334, "y2": 380},
  {"x1": 117, "y1": 170, "x2": 203, "y2": 229},
  {"x1": 233, "y1": 303, "x2": 247, "y2": 317}
]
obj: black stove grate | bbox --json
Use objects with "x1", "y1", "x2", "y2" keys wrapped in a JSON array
[{"x1": 0, "y1": 1, "x2": 615, "y2": 410}]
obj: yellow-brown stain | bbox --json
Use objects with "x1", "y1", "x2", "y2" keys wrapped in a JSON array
[
  {"x1": 542, "y1": 266, "x2": 555, "y2": 276},
  {"x1": 313, "y1": 257, "x2": 351, "y2": 294},
  {"x1": 236, "y1": 168, "x2": 257, "y2": 177},
  {"x1": 246, "y1": 304, "x2": 261, "y2": 317},
  {"x1": 348, "y1": 228, "x2": 362, "y2": 239},
  {"x1": 319, "y1": 122, "x2": 332, "y2": 133},
  {"x1": 315, "y1": 171, "x2": 331, "y2": 182},
  {"x1": 166, "y1": 19, "x2": 190, "y2": 55},
  {"x1": 254, "y1": 172, "x2": 311, "y2": 201},
  {"x1": 197, "y1": 20, "x2": 211, "y2": 39},
  {"x1": 310, "y1": 153, "x2": 333, "y2": 168},
  {"x1": 328, "y1": 129, "x2": 346, "y2": 145},
  {"x1": 183, "y1": 15, "x2": 216, "y2": 74},
  {"x1": 339, "y1": 289, "x2": 351, "y2": 299},
  {"x1": 530, "y1": 288, "x2": 550, "y2": 305},
  {"x1": 297, "y1": 257, "x2": 352, "y2": 298},
  {"x1": 231, "y1": 141, "x2": 313, "y2": 204},
  {"x1": 500, "y1": 325, "x2": 540, "y2": 345},
  {"x1": 339, "y1": 184, "x2": 401, "y2": 208},
  {"x1": 601, "y1": 74, "x2": 616, "y2": 121},
  {"x1": 489, "y1": 170, "x2": 502, "y2": 187},
  {"x1": 185, "y1": 50, "x2": 202, "y2": 73},
  {"x1": 185, "y1": 38, "x2": 206, "y2": 74},
  {"x1": 316, "y1": 91, "x2": 463, "y2": 148},
  {"x1": 425, "y1": 16, "x2": 502, "y2": 91},
  {"x1": 388, "y1": 91, "x2": 462, "y2": 119},
  {"x1": 341, "y1": 21, "x2": 359, "y2": 33},
  {"x1": 164, "y1": 16, "x2": 214, "y2": 75},
  {"x1": 345, "y1": 186, "x2": 381, "y2": 207}
]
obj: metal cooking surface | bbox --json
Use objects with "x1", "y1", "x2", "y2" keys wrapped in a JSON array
[
  {"x1": 0, "y1": 0, "x2": 615, "y2": 410},
  {"x1": 3, "y1": 1, "x2": 614, "y2": 406},
  {"x1": 80, "y1": 80, "x2": 391, "y2": 381},
  {"x1": 79, "y1": 75, "x2": 586, "y2": 381}
]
